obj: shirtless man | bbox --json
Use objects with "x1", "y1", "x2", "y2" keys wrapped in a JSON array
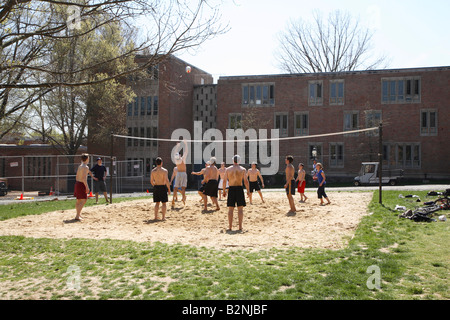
[
  {"x1": 172, "y1": 140, "x2": 188, "y2": 206},
  {"x1": 295, "y1": 163, "x2": 308, "y2": 202},
  {"x1": 191, "y1": 161, "x2": 210, "y2": 203},
  {"x1": 73, "y1": 153, "x2": 90, "y2": 221},
  {"x1": 201, "y1": 157, "x2": 220, "y2": 211},
  {"x1": 150, "y1": 157, "x2": 171, "y2": 220},
  {"x1": 223, "y1": 155, "x2": 249, "y2": 231},
  {"x1": 247, "y1": 162, "x2": 265, "y2": 204},
  {"x1": 284, "y1": 155, "x2": 297, "y2": 213},
  {"x1": 218, "y1": 162, "x2": 228, "y2": 200}
]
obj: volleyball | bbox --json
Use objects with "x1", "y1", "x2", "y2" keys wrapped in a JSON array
[{"x1": 186, "y1": 66, "x2": 191, "y2": 73}]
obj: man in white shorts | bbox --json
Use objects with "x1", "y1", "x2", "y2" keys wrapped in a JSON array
[{"x1": 171, "y1": 140, "x2": 188, "y2": 206}]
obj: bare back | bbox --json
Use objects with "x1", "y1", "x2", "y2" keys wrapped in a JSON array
[
  {"x1": 226, "y1": 165, "x2": 247, "y2": 187},
  {"x1": 76, "y1": 163, "x2": 89, "y2": 183},
  {"x1": 151, "y1": 166, "x2": 169, "y2": 186},
  {"x1": 204, "y1": 165, "x2": 218, "y2": 182}
]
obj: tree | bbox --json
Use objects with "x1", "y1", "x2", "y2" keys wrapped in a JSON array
[
  {"x1": 24, "y1": 20, "x2": 136, "y2": 157},
  {"x1": 275, "y1": 10, "x2": 388, "y2": 74},
  {"x1": 0, "y1": 0, "x2": 227, "y2": 138}
]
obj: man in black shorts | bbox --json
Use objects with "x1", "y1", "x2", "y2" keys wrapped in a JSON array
[
  {"x1": 90, "y1": 157, "x2": 109, "y2": 204},
  {"x1": 284, "y1": 155, "x2": 297, "y2": 214},
  {"x1": 150, "y1": 157, "x2": 171, "y2": 220},
  {"x1": 202, "y1": 157, "x2": 220, "y2": 211},
  {"x1": 222, "y1": 155, "x2": 249, "y2": 231}
]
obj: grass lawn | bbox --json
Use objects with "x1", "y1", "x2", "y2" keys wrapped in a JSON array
[{"x1": 0, "y1": 190, "x2": 448, "y2": 300}]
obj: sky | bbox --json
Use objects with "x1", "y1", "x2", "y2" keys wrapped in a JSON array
[{"x1": 177, "y1": 0, "x2": 450, "y2": 82}]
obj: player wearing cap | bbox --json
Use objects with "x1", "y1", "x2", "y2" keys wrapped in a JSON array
[{"x1": 90, "y1": 157, "x2": 109, "y2": 204}]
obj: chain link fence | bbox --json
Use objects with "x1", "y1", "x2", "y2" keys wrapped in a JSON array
[{"x1": 0, "y1": 154, "x2": 145, "y2": 195}]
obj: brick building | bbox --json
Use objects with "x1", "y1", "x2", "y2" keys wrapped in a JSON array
[
  {"x1": 88, "y1": 55, "x2": 214, "y2": 191},
  {"x1": 87, "y1": 55, "x2": 449, "y2": 189},
  {"x1": 216, "y1": 66, "x2": 450, "y2": 181}
]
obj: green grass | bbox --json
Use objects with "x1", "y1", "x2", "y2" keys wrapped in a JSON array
[{"x1": 0, "y1": 190, "x2": 448, "y2": 300}]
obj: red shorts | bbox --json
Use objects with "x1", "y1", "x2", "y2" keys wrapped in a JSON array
[
  {"x1": 74, "y1": 181, "x2": 87, "y2": 199},
  {"x1": 297, "y1": 180, "x2": 306, "y2": 193}
]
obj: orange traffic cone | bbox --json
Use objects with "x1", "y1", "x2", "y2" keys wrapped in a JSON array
[
  {"x1": 146, "y1": 189, "x2": 149, "y2": 193},
  {"x1": 19, "y1": 193, "x2": 23, "y2": 200},
  {"x1": 49, "y1": 187, "x2": 54, "y2": 196},
  {"x1": 88, "y1": 191, "x2": 94, "y2": 197}
]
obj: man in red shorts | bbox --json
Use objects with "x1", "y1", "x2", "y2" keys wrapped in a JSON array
[
  {"x1": 74, "y1": 153, "x2": 90, "y2": 221},
  {"x1": 295, "y1": 163, "x2": 308, "y2": 202}
]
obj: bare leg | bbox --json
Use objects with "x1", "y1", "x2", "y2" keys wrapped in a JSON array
[
  {"x1": 227, "y1": 207, "x2": 234, "y2": 230},
  {"x1": 287, "y1": 194, "x2": 296, "y2": 212},
  {"x1": 181, "y1": 187, "x2": 186, "y2": 205},
  {"x1": 248, "y1": 192, "x2": 253, "y2": 204},
  {"x1": 103, "y1": 192, "x2": 109, "y2": 203},
  {"x1": 258, "y1": 190, "x2": 264, "y2": 203},
  {"x1": 161, "y1": 203, "x2": 166, "y2": 220},
  {"x1": 75, "y1": 199, "x2": 87, "y2": 220},
  {"x1": 172, "y1": 189, "x2": 178, "y2": 206},
  {"x1": 95, "y1": 193, "x2": 99, "y2": 204},
  {"x1": 212, "y1": 197, "x2": 220, "y2": 210},
  {"x1": 238, "y1": 206, "x2": 244, "y2": 230},
  {"x1": 154, "y1": 202, "x2": 160, "y2": 220}
]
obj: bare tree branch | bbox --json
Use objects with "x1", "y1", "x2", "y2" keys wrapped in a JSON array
[{"x1": 275, "y1": 10, "x2": 389, "y2": 74}]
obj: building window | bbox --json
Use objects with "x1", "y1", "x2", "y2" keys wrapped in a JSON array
[
  {"x1": 147, "y1": 97, "x2": 152, "y2": 115},
  {"x1": 133, "y1": 97, "x2": 139, "y2": 116},
  {"x1": 229, "y1": 113, "x2": 242, "y2": 129},
  {"x1": 127, "y1": 103, "x2": 132, "y2": 116},
  {"x1": 330, "y1": 80, "x2": 344, "y2": 105},
  {"x1": 140, "y1": 127, "x2": 145, "y2": 146},
  {"x1": 344, "y1": 111, "x2": 359, "y2": 133},
  {"x1": 242, "y1": 83, "x2": 275, "y2": 106},
  {"x1": 294, "y1": 112, "x2": 309, "y2": 136},
  {"x1": 146, "y1": 127, "x2": 151, "y2": 147},
  {"x1": 274, "y1": 113, "x2": 288, "y2": 137},
  {"x1": 329, "y1": 143, "x2": 344, "y2": 167},
  {"x1": 365, "y1": 110, "x2": 382, "y2": 136},
  {"x1": 308, "y1": 143, "x2": 323, "y2": 165},
  {"x1": 133, "y1": 127, "x2": 138, "y2": 146},
  {"x1": 381, "y1": 77, "x2": 421, "y2": 103},
  {"x1": 140, "y1": 97, "x2": 145, "y2": 116},
  {"x1": 384, "y1": 143, "x2": 421, "y2": 168},
  {"x1": 152, "y1": 127, "x2": 157, "y2": 146},
  {"x1": 420, "y1": 109, "x2": 437, "y2": 136},
  {"x1": 308, "y1": 81, "x2": 323, "y2": 106},
  {"x1": 153, "y1": 96, "x2": 158, "y2": 116},
  {"x1": 127, "y1": 127, "x2": 132, "y2": 146}
]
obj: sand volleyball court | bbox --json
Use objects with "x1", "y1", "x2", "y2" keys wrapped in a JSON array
[{"x1": 0, "y1": 191, "x2": 372, "y2": 250}]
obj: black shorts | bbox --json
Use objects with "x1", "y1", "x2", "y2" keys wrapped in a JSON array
[
  {"x1": 285, "y1": 180, "x2": 296, "y2": 195},
  {"x1": 199, "y1": 183, "x2": 205, "y2": 192},
  {"x1": 249, "y1": 181, "x2": 260, "y2": 193},
  {"x1": 153, "y1": 185, "x2": 168, "y2": 203},
  {"x1": 203, "y1": 179, "x2": 218, "y2": 198},
  {"x1": 93, "y1": 180, "x2": 106, "y2": 193},
  {"x1": 227, "y1": 186, "x2": 246, "y2": 207}
]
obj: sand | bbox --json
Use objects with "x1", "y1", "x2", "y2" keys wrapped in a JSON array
[{"x1": 0, "y1": 191, "x2": 372, "y2": 250}]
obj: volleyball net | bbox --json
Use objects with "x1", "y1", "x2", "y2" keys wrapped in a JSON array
[{"x1": 112, "y1": 125, "x2": 382, "y2": 175}]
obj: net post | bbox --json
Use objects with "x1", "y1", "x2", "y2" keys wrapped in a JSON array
[
  {"x1": 110, "y1": 131, "x2": 114, "y2": 204},
  {"x1": 378, "y1": 122, "x2": 383, "y2": 204}
]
